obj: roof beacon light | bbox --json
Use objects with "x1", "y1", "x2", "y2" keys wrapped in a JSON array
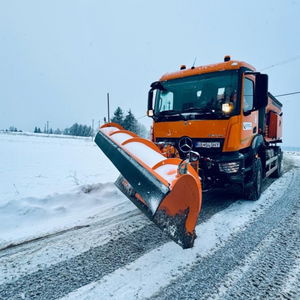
[{"x1": 224, "y1": 55, "x2": 231, "y2": 62}]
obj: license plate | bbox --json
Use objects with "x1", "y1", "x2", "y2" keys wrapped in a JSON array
[{"x1": 196, "y1": 142, "x2": 220, "y2": 148}]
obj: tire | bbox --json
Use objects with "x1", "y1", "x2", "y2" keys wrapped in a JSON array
[
  {"x1": 270, "y1": 152, "x2": 282, "y2": 178},
  {"x1": 244, "y1": 157, "x2": 263, "y2": 201}
]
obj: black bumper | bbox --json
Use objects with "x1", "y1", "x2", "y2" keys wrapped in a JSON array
[{"x1": 198, "y1": 151, "x2": 245, "y2": 189}]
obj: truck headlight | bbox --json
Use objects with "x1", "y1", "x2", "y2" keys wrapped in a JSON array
[
  {"x1": 222, "y1": 103, "x2": 233, "y2": 113},
  {"x1": 219, "y1": 161, "x2": 240, "y2": 173}
]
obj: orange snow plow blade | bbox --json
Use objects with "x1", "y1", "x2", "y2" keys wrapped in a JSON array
[{"x1": 94, "y1": 122, "x2": 202, "y2": 248}]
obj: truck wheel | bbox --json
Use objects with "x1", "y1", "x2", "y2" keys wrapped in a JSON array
[
  {"x1": 271, "y1": 153, "x2": 282, "y2": 178},
  {"x1": 244, "y1": 157, "x2": 263, "y2": 201}
]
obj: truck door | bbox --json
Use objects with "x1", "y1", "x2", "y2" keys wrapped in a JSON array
[{"x1": 241, "y1": 75, "x2": 259, "y2": 148}]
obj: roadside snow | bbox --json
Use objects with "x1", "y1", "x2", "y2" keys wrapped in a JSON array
[
  {"x1": 0, "y1": 133, "x2": 125, "y2": 248},
  {"x1": 0, "y1": 133, "x2": 119, "y2": 202},
  {"x1": 285, "y1": 151, "x2": 300, "y2": 166}
]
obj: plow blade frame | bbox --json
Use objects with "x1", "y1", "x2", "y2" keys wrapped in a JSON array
[
  {"x1": 95, "y1": 130, "x2": 170, "y2": 214},
  {"x1": 95, "y1": 123, "x2": 202, "y2": 249}
]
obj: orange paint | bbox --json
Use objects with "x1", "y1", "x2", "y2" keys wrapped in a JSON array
[
  {"x1": 159, "y1": 174, "x2": 201, "y2": 234},
  {"x1": 160, "y1": 60, "x2": 255, "y2": 81}
]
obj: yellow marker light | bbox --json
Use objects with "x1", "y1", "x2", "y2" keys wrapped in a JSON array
[{"x1": 222, "y1": 103, "x2": 232, "y2": 113}]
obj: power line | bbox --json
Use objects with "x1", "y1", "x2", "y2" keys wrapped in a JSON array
[
  {"x1": 261, "y1": 55, "x2": 300, "y2": 71},
  {"x1": 259, "y1": 55, "x2": 300, "y2": 98},
  {"x1": 274, "y1": 91, "x2": 300, "y2": 98}
]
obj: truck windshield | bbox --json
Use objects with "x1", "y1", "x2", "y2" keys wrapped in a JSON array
[{"x1": 154, "y1": 70, "x2": 239, "y2": 119}]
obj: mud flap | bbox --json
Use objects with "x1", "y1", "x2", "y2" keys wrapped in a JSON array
[{"x1": 95, "y1": 123, "x2": 202, "y2": 249}]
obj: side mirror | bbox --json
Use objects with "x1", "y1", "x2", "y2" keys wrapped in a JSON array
[
  {"x1": 147, "y1": 81, "x2": 165, "y2": 118},
  {"x1": 254, "y1": 73, "x2": 268, "y2": 109},
  {"x1": 147, "y1": 89, "x2": 154, "y2": 117}
]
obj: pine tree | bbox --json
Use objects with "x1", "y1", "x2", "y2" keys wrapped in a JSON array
[
  {"x1": 123, "y1": 109, "x2": 138, "y2": 133},
  {"x1": 111, "y1": 107, "x2": 124, "y2": 126},
  {"x1": 63, "y1": 128, "x2": 70, "y2": 135},
  {"x1": 69, "y1": 123, "x2": 79, "y2": 136},
  {"x1": 84, "y1": 126, "x2": 93, "y2": 136},
  {"x1": 82, "y1": 125, "x2": 88, "y2": 136},
  {"x1": 54, "y1": 128, "x2": 61, "y2": 134},
  {"x1": 34, "y1": 126, "x2": 38, "y2": 133},
  {"x1": 77, "y1": 124, "x2": 83, "y2": 136}
]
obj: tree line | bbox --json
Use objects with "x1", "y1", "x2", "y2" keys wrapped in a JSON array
[
  {"x1": 32, "y1": 107, "x2": 147, "y2": 138},
  {"x1": 33, "y1": 124, "x2": 93, "y2": 137}
]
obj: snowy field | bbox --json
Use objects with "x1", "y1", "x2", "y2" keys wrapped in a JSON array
[
  {"x1": 0, "y1": 132, "x2": 131, "y2": 249},
  {"x1": 1, "y1": 132, "x2": 300, "y2": 299}
]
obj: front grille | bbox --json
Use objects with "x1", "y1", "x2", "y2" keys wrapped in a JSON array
[{"x1": 155, "y1": 137, "x2": 224, "y2": 156}]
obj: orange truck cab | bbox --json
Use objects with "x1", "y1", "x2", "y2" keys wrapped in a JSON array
[{"x1": 147, "y1": 56, "x2": 283, "y2": 199}]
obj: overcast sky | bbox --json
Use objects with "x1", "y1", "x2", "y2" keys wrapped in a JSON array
[{"x1": 0, "y1": 0, "x2": 299, "y2": 146}]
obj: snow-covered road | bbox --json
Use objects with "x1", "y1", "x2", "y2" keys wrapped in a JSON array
[
  {"x1": 61, "y1": 167, "x2": 300, "y2": 300},
  {"x1": 0, "y1": 133, "x2": 299, "y2": 299}
]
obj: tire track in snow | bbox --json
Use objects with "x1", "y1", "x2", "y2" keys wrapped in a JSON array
[
  {"x1": 0, "y1": 223, "x2": 170, "y2": 300},
  {"x1": 223, "y1": 215, "x2": 300, "y2": 300},
  {"x1": 208, "y1": 205, "x2": 300, "y2": 300},
  {"x1": 59, "y1": 169, "x2": 297, "y2": 300},
  {"x1": 0, "y1": 209, "x2": 148, "y2": 285},
  {"x1": 279, "y1": 257, "x2": 300, "y2": 299},
  {"x1": 151, "y1": 170, "x2": 300, "y2": 300}
]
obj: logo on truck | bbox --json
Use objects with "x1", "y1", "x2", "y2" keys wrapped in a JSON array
[
  {"x1": 243, "y1": 122, "x2": 252, "y2": 130},
  {"x1": 178, "y1": 137, "x2": 193, "y2": 153}
]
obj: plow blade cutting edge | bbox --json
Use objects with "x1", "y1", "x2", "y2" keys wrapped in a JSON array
[{"x1": 94, "y1": 123, "x2": 202, "y2": 248}]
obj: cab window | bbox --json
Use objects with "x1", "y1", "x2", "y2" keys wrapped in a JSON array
[
  {"x1": 157, "y1": 90, "x2": 174, "y2": 112},
  {"x1": 243, "y1": 78, "x2": 254, "y2": 112}
]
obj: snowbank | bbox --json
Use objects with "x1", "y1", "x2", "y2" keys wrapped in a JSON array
[{"x1": 0, "y1": 133, "x2": 127, "y2": 248}]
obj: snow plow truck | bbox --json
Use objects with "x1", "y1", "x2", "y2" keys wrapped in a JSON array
[{"x1": 95, "y1": 56, "x2": 283, "y2": 249}]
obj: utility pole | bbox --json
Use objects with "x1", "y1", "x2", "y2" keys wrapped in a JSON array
[
  {"x1": 91, "y1": 119, "x2": 95, "y2": 140},
  {"x1": 46, "y1": 121, "x2": 49, "y2": 134},
  {"x1": 107, "y1": 92, "x2": 110, "y2": 123},
  {"x1": 92, "y1": 119, "x2": 94, "y2": 136}
]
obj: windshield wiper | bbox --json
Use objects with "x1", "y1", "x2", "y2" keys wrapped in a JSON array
[
  {"x1": 158, "y1": 110, "x2": 185, "y2": 116},
  {"x1": 156, "y1": 110, "x2": 186, "y2": 120},
  {"x1": 182, "y1": 107, "x2": 223, "y2": 118},
  {"x1": 182, "y1": 107, "x2": 206, "y2": 113},
  {"x1": 183, "y1": 107, "x2": 218, "y2": 115}
]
